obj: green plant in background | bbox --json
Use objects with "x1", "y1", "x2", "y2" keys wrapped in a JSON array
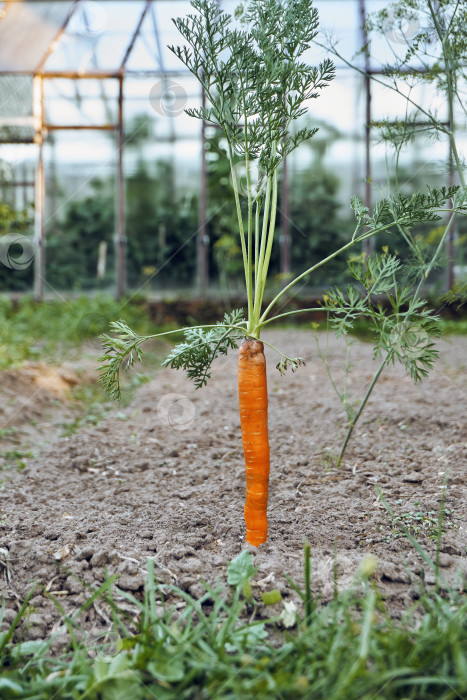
[
  {"x1": 0, "y1": 200, "x2": 31, "y2": 236},
  {"x1": 310, "y1": 0, "x2": 467, "y2": 466},
  {"x1": 46, "y1": 180, "x2": 115, "y2": 291},
  {"x1": 288, "y1": 164, "x2": 348, "y2": 287},
  {"x1": 44, "y1": 113, "x2": 199, "y2": 293},
  {"x1": 125, "y1": 114, "x2": 198, "y2": 290},
  {"x1": 0, "y1": 295, "x2": 155, "y2": 370},
  {"x1": 206, "y1": 129, "x2": 247, "y2": 295},
  {"x1": 126, "y1": 158, "x2": 199, "y2": 290},
  {"x1": 442, "y1": 281, "x2": 467, "y2": 311}
]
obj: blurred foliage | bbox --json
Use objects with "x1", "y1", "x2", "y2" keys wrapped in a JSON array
[
  {"x1": 125, "y1": 114, "x2": 198, "y2": 290},
  {"x1": 1, "y1": 114, "x2": 464, "y2": 296},
  {"x1": 287, "y1": 164, "x2": 348, "y2": 285},
  {"x1": 0, "y1": 199, "x2": 34, "y2": 291},
  {"x1": 0, "y1": 295, "x2": 154, "y2": 370},
  {"x1": 44, "y1": 160, "x2": 198, "y2": 293},
  {"x1": 126, "y1": 159, "x2": 198, "y2": 290},
  {"x1": 46, "y1": 180, "x2": 115, "y2": 290},
  {"x1": 0, "y1": 200, "x2": 31, "y2": 235},
  {"x1": 206, "y1": 130, "x2": 246, "y2": 293}
]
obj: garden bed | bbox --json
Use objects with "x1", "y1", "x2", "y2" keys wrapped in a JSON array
[{"x1": 0, "y1": 330, "x2": 466, "y2": 647}]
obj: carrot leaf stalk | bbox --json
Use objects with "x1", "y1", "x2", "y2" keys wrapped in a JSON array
[{"x1": 98, "y1": 314, "x2": 245, "y2": 401}]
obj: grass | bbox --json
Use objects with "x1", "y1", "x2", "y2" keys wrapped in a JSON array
[
  {"x1": 0, "y1": 295, "x2": 160, "y2": 370},
  {"x1": 437, "y1": 319, "x2": 467, "y2": 335},
  {"x1": 0, "y1": 294, "x2": 178, "y2": 428},
  {"x1": 1, "y1": 295, "x2": 466, "y2": 374},
  {"x1": 0, "y1": 537, "x2": 465, "y2": 700},
  {"x1": 382, "y1": 503, "x2": 457, "y2": 543}
]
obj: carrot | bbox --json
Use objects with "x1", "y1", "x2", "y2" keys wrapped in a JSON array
[{"x1": 238, "y1": 338, "x2": 270, "y2": 546}]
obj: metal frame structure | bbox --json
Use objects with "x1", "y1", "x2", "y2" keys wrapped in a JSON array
[
  {"x1": 0, "y1": 0, "x2": 462, "y2": 300},
  {"x1": 0, "y1": 0, "x2": 207, "y2": 300},
  {"x1": 31, "y1": 0, "x2": 173, "y2": 300}
]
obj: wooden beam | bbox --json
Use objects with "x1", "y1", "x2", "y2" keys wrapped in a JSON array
[
  {"x1": 42, "y1": 71, "x2": 120, "y2": 80},
  {"x1": 33, "y1": 75, "x2": 45, "y2": 301},
  {"x1": 1, "y1": 69, "x2": 192, "y2": 78},
  {"x1": 0, "y1": 1, "x2": 14, "y2": 24},
  {"x1": 43, "y1": 123, "x2": 117, "y2": 131}
]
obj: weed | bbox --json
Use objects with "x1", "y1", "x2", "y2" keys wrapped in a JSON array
[
  {"x1": 384, "y1": 508, "x2": 455, "y2": 542},
  {"x1": 0, "y1": 428, "x2": 18, "y2": 439}
]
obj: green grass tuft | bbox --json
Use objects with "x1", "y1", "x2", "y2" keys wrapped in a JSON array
[{"x1": 1, "y1": 536, "x2": 465, "y2": 699}]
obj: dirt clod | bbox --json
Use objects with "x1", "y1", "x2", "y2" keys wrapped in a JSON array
[{"x1": 118, "y1": 574, "x2": 145, "y2": 591}]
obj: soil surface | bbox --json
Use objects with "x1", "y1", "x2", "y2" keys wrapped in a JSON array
[{"x1": 0, "y1": 330, "x2": 466, "y2": 647}]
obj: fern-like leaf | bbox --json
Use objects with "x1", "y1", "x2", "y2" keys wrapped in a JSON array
[
  {"x1": 162, "y1": 309, "x2": 245, "y2": 388},
  {"x1": 98, "y1": 320, "x2": 146, "y2": 402}
]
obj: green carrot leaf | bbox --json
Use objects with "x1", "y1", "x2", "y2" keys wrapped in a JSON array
[
  {"x1": 162, "y1": 309, "x2": 245, "y2": 389},
  {"x1": 98, "y1": 320, "x2": 145, "y2": 402}
]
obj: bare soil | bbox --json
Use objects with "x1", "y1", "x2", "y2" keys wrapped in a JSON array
[{"x1": 0, "y1": 331, "x2": 466, "y2": 647}]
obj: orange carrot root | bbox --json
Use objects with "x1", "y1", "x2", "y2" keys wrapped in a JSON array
[{"x1": 238, "y1": 338, "x2": 270, "y2": 546}]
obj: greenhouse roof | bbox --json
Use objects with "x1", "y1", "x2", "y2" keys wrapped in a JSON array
[
  {"x1": 0, "y1": 0, "x2": 195, "y2": 76},
  {"x1": 0, "y1": 0, "x2": 395, "y2": 79}
]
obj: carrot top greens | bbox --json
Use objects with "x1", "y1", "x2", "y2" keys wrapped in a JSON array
[{"x1": 169, "y1": 0, "x2": 334, "y2": 338}]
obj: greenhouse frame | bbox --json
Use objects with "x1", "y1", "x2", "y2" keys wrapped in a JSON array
[{"x1": 0, "y1": 0, "x2": 464, "y2": 300}]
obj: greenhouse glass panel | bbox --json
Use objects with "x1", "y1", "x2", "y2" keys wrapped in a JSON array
[
  {"x1": 123, "y1": 74, "x2": 200, "y2": 294},
  {"x1": 44, "y1": 1, "x2": 148, "y2": 73},
  {"x1": 0, "y1": 75, "x2": 34, "y2": 143},
  {"x1": 0, "y1": 1, "x2": 74, "y2": 72},
  {"x1": 44, "y1": 78, "x2": 119, "y2": 126},
  {"x1": 43, "y1": 129, "x2": 117, "y2": 292},
  {"x1": 127, "y1": 0, "x2": 193, "y2": 73}
]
